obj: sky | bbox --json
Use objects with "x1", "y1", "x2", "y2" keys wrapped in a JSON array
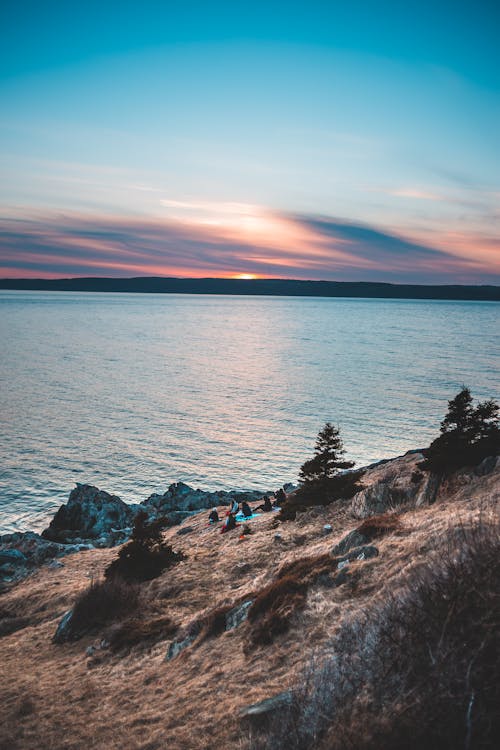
[{"x1": 0, "y1": 0, "x2": 499, "y2": 283}]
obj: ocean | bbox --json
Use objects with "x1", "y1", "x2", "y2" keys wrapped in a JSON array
[{"x1": 0, "y1": 290, "x2": 498, "y2": 533}]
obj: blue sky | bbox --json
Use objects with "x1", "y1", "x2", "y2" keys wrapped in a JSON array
[{"x1": 1, "y1": 0, "x2": 499, "y2": 281}]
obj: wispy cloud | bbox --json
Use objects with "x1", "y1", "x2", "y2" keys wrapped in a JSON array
[{"x1": 0, "y1": 208, "x2": 498, "y2": 284}]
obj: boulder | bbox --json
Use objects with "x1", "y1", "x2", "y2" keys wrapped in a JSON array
[
  {"x1": 165, "y1": 634, "x2": 196, "y2": 661},
  {"x1": 240, "y1": 691, "x2": 293, "y2": 728},
  {"x1": 53, "y1": 610, "x2": 76, "y2": 643},
  {"x1": 350, "y1": 452, "x2": 440, "y2": 517},
  {"x1": 225, "y1": 600, "x2": 253, "y2": 631},
  {"x1": 331, "y1": 529, "x2": 368, "y2": 556},
  {"x1": 42, "y1": 484, "x2": 135, "y2": 544},
  {"x1": 334, "y1": 545, "x2": 379, "y2": 566},
  {"x1": 142, "y1": 482, "x2": 272, "y2": 515},
  {"x1": 475, "y1": 455, "x2": 500, "y2": 477}
]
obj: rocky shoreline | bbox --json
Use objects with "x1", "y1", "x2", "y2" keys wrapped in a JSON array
[
  {"x1": 0, "y1": 479, "x2": 294, "y2": 586},
  {"x1": 2, "y1": 449, "x2": 498, "y2": 588}
]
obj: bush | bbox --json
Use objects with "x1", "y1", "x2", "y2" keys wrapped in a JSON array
[
  {"x1": 249, "y1": 516, "x2": 500, "y2": 749},
  {"x1": 279, "y1": 470, "x2": 364, "y2": 521},
  {"x1": 277, "y1": 553, "x2": 335, "y2": 584},
  {"x1": 355, "y1": 512, "x2": 402, "y2": 540},
  {"x1": 70, "y1": 578, "x2": 140, "y2": 635},
  {"x1": 105, "y1": 511, "x2": 185, "y2": 582},
  {"x1": 247, "y1": 576, "x2": 308, "y2": 646},
  {"x1": 104, "y1": 614, "x2": 177, "y2": 652}
]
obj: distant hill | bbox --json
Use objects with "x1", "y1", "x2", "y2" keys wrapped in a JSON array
[{"x1": 0, "y1": 276, "x2": 499, "y2": 300}]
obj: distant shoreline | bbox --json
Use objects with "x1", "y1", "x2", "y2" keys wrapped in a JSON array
[{"x1": 1, "y1": 277, "x2": 499, "y2": 301}]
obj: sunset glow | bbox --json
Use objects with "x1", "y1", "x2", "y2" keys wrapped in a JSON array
[{"x1": 0, "y1": 1, "x2": 498, "y2": 284}]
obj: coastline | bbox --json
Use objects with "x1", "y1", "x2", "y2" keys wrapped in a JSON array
[{"x1": 1, "y1": 277, "x2": 500, "y2": 300}]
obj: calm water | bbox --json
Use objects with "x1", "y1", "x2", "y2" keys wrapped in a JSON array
[{"x1": 0, "y1": 291, "x2": 498, "y2": 533}]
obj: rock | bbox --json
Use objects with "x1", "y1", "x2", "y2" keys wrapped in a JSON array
[
  {"x1": 143, "y1": 482, "x2": 272, "y2": 515},
  {"x1": 331, "y1": 529, "x2": 368, "y2": 556},
  {"x1": 350, "y1": 452, "x2": 440, "y2": 517},
  {"x1": 0, "y1": 531, "x2": 77, "y2": 583},
  {"x1": 42, "y1": 484, "x2": 135, "y2": 544},
  {"x1": 240, "y1": 691, "x2": 293, "y2": 728},
  {"x1": 0, "y1": 549, "x2": 27, "y2": 565},
  {"x1": 165, "y1": 634, "x2": 196, "y2": 661},
  {"x1": 475, "y1": 455, "x2": 500, "y2": 477},
  {"x1": 334, "y1": 569, "x2": 350, "y2": 586},
  {"x1": 53, "y1": 610, "x2": 76, "y2": 643},
  {"x1": 48, "y1": 560, "x2": 64, "y2": 569},
  {"x1": 225, "y1": 600, "x2": 253, "y2": 631},
  {"x1": 176, "y1": 525, "x2": 194, "y2": 536},
  {"x1": 334, "y1": 545, "x2": 379, "y2": 566}
]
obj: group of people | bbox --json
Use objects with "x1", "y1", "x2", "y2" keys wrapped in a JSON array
[{"x1": 208, "y1": 489, "x2": 286, "y2": 534}]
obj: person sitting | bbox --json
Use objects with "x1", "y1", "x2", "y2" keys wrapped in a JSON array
[
  {"x1": 229, "y1": 499, "x2": 239, "y2": 515},
  {"x1": 255, "y1": 495, "x2": 273, "y2": 512},
  {"x1": 220, "y1": 511, "x2": 237, "y2": 533},
  {"x1": 275, "y1": 488, "x2": 287, "y2": 506},
  {"x1": 241, "y1": 501, "x2": 252, "y2": 518},
  {"x1": 208, "y1": 507, "x2": 219, "y2": 523}
]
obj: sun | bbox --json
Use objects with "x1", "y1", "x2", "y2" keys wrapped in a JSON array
[{"x1": 233, "y1": 273, "x2": 258, "y2": 280}]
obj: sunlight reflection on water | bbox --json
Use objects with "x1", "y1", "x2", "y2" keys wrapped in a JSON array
[{"x1": 0, "y1": 291, "x2": 498, "y2": 532}]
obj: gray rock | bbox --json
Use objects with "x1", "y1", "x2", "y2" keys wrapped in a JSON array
[
  {"x1": 351, "y1": 454, "x2": 440, "y2": 517},
  {"x1": 240, "y1": 691, "x2": 293, "y2": 728},
  {"x1": 331, "y1": 529, "x2": 368, "y2": 556},
  {"x1": 475, "y1": 455, "x2": 500, "y2": 477},
  {"x1": 53, "y1": 610, "x2": 75, "y2": 644},
  {"x1": 334, "y1": 545, "x2": 379, "y2": 566},
  {"x1": 334, "y1": 569, "x2": 350, "y2": 586},
  {"x1": 225, "y1": 600, "x2": 253, "y2": 631},
  {"x1": 42, "y1": 483, "x2": 135, "y2": 544},
  {"x1": 143, "y1": 482, "x2": 272, "y2": 515},
  {"x1": 176, "y1": 525, "x2": 195, "y2": 536},
  {"x1": 165, "y1": 635, "x2": 195, "y2": 660},
  {"x1": 0, "y1": 549, "x2": 27, "y2": 564}
]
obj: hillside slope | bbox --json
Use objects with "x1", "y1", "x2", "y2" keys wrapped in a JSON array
[{"x1": 1, "y1": 451, "x2": 499, "y2": 750}]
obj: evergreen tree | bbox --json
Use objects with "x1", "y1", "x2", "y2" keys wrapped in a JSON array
[
  {"x1": 299, "y1": 422, "x2": 354, "y2": 483},
  {"x1": 284, "y1": 422, "x2": 363, "y2": 513},
  {"x1": 421, "y1": 387, "x2": 500, "y2": 472}
]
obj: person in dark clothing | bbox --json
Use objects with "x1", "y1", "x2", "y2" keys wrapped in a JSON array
[
  {"x1": 220, "y1": 512, "x2": 237, "y2": 533},
  {"x1": 255, "y1": 495, "x2": 273, "y2": 512},
  {"x1": 241, "y1": 501, "x2": 253, "y2": 518},
  {"x1": 275, "y1": 488, "x2": 287, "y2": 506},
  {"x1": 208, "y1": 508, "x2": 219, "y2": 523}
]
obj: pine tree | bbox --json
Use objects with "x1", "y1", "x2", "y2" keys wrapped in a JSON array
[
  {"x1": 421, "y1": 387, "x2": 500, "y2": 472},
  {"x1": 299, "y1": 422, "x2": 354, "y2": 483},
  {"x1": 289, "y1": 422, "x2": 363, "y2": 510}
]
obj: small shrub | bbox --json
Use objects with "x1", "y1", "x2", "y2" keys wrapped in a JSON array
[
  {"x1": 410, "y1": 469, "x2": 424, "y2": 484},
  {"x1": 355, "y1": 512, "x2": 402, "y2": 540},
  {"x1": 277, "y1": 553, "x2": 334, "y2": 584},
  {"x1": 105, "y1": 511, "x2": 185, "y2": 582},
  {"x1": 105, "y1": 614, "x2": 177, "y2": 652},
  {"x1": 71, "y1": 578, "x2": 140, "y2": 635},
  {"x1": 247, "y1": 575, "x2": 308, "y2": 646}
]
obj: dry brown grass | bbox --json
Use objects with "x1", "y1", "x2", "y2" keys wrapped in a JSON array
[
  {"x1": 105, "y1": 614, "x2": 178, "y2": 652},
  {"x1": 355, "y1": 511, "x2": 402, "y2": 539},
  {"x1": 0, "y1": 452, "x2": 498, "y2": 750}
]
